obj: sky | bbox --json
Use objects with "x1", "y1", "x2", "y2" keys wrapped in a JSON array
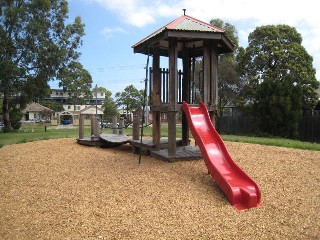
[{"x1": 50, "y1": 0, "x2": 320, "y2": 96}]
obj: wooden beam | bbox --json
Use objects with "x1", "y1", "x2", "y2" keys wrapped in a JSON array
[
  {"x1": 168, "y1": 38, "x2": 178, "y2": 156},
  {"x1": 209, "y1": 42, "x2": 218, "y2": 126},
  {"x1": 152, "y1": 50, "x2": 161, "y2": 150},
  {"x1": 203, "y1": 40, "x2": 211, "y2": 106},
  {"x1": 182, "y1": 45, "x2": 190, "y2": 146},
  {"x1": 79, "y1": 115, "x2": 84, "y2": 139},
  {"x1": 166, "y1": 31, "x2": 224, "y2": 41}
]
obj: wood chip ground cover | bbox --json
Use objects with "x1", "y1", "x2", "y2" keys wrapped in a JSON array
[{"x1": 0, "y1": 138, "x2": 319, "y2": 239}]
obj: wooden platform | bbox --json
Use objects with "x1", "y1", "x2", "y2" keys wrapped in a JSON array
[
  {"x1": 131, "y1": 137, "x2": 183, "y2": 154},
  {"x1": 150, "y1": 145, "x2": 202, "y2": 162},
  {"x1": 77, "y1": 135, "x2": 203, "y2": 162},
  {"x1": 77, "y1": 137, "x2": 105, "y2": 147},
  {"x1": 77, "y1": 134, "x2": 130, "y2": 147},
  {"x1": 131, "y1": 138, "x2": 202, "y2": 162}
]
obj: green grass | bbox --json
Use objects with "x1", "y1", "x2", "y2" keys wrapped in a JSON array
[
  {"x1": 1, "y1": 124, "x2": 319, "y2": 151},
  {"x1": 220, "y1": 134, "x2": 320, "y2": 151},
  {"x1": 0, "y1": 125, "x2": 90, "y2": 147}
]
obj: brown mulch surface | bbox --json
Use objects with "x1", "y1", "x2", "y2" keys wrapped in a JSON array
[{"x1": 0, "y1": 138, "x2": 319, "y2": 239}]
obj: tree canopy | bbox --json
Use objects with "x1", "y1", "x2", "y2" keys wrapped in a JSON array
[
  {"x1": 115, "y1": 84, "x2": 143, "y2": 118},
  {"x1": 210, "y1": 18, "x2": 241, "y2": 116},
  {"x1": 0, "y1": 0, "x2": 85, "y2": 131},
  {"x1": 102, "y1": 88, "x2": 118, "y2": 122},
  {"x1": 240, "y1": 24, "x2": 319, "y2": 137},
  {"x1": 58, "y1": 61, "x2": 92, "y2": 107}
]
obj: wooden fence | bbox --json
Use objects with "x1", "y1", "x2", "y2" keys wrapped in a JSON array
[
  {"x1": 299, "y1": 115, "x2": 320, "y2": 142},
  {"x1": 217, "y1": 115, "x2": 320, "y2": 143},
  {"x1": 149, "y1": 68, "x2": 184, "y2": 103}
]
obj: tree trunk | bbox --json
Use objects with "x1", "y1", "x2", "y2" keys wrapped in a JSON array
[{"x1": 3, "y1": 94, "x2": 12, "y2": 132}]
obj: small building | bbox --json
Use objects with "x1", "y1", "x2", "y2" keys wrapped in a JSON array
[
  {"x1": 54, "y1": 106, "x2": 104, "y2": 126},
  {"x1": 21, "y1": 102, "x2": 53, "y2": 122}
]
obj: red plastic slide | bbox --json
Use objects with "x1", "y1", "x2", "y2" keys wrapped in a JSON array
[{"x1": 182, "y1": 101, "x2": 261, "y2": 210}]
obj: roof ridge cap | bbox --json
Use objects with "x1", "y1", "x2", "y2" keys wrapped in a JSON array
[{"x1": 183, "y1": 15, "x2": 225, "y2": 32}]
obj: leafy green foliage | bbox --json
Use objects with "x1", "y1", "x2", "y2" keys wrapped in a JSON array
[
  {"x1": 210, "y1": 19, "x2": 241, "y2": 116},
  {"x1": 40, "y1": 100, "x2": 64, "y2": 112},
  {"x1": 102, "y1": 88, "x2": 118, "y2": 122},
  {"x1": 0, "y1": 0, "x2": 85, "y2": 131},
  {"x1": 240, "y1": 25, "x2": 319, "y2": 137},
  {"x1": 115, "y1": 84, "x2": 143, "y2": 113},
  {"x1": 58, "y1": 61, "x2": 92, "y2": 106}
]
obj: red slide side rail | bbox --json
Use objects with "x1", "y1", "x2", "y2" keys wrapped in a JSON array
[{"x1": 182, "y1": 101, "x2": 261, "y2": 210}]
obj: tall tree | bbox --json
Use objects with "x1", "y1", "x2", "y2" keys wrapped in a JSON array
[
  {"x1": 40, "y1": 99, "x2": 64, "y2": 113},
  {"x1": 210, "y1": 19, "x2": 240, "y2": 116},
  {"x1": 0, "y1": 0, "x2": 85, "y2": 131},
  {"x1": 240, "y1": 25, "x2": 319, "y2": 137},
  {"x1": 102, "y1": 88, "x2": 118, "y2": 122},
  {"x1": 58, "y1": 61, "x2": 92, "y2": 109},
  {"x1": 115, "y1": 84, "x2": 143, "y2": 121}
]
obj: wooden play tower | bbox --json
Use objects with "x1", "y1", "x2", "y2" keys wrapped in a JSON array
[{"x1": 132, "y1": 13, "x2": 234, "y2": 161}]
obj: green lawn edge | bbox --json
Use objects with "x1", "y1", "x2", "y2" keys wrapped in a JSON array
[{"x1": 0, "y1": 125, "x2": 319, "y2": 151}]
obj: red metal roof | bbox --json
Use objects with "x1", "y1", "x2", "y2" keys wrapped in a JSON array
[
  {"x1": 166, "y1": 15, "x2": 224, "y2": 32},
  {"x1": 132, "y1": 15, "x2": 225, "y2": 48}
]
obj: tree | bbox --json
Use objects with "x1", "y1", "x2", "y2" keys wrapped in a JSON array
[
  {"x1": 58, "y1": 61, "x2": 92, "y2": 109},
  {"x1": 115, "y1": 85, "x2": 143, "y2": 122},
  {"x1": 210, "y1": 19, "x2": 240, "y2": 116},
  {"x1": 0, "y1": 0, "x2": 85, "y2": 131},
  {"x1": 102, "y1": 88, "x2": 118, "y2": 122},
  {"x1": 40, "y1": 99, "x2": 64, "y2": 112},
  {"x1": 240, "y1": 25, "x2": 319, "y2": 137},
  {"x1": 210, "y1": 18, "x2": 239, "y2": 49}
]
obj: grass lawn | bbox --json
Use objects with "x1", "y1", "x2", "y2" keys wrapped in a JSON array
[{"x1": 0, "y1": 124, "x2": 319, "y2": 151}]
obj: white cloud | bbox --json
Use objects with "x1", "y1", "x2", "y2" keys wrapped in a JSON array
[
  {"x1": 100, "y1": 27, "x2": 126, "y2": 38},
  {"x1": 90, "y1": 0, "x2": 320, "y2": 79}
]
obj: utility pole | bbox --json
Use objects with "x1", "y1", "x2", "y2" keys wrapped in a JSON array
[{"x1": 95, "y1": 84, "x2": 98, "y2": 119}]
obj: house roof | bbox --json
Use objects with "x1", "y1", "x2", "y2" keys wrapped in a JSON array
[
  {"x1": 132, "y1": 14, "x2": 234, "y2": 56},
  {"x1": 23, "y1": 102, "x2": 53, "y2": 113},
  {"x1": 80, "y1": 105, "x2": 104, "y2": 115}
]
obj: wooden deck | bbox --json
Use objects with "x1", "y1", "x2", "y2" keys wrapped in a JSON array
[
  {"x1": 77, "y1": 137, "x2": 105, "y2": 147},
  {"x1": 77, "y1": 134, "x2": 130, "y2": 147},
  {"x1": 150, "y1": 145, "x2": 202, "y2": 162},
  {"x1": 77, "y1": 135, "x2": 203, "y2": 162},
  {"x1": 131, "y1": 138, "x2": 202, "y2": 162},
  {"x1": 130, "y1": 137, "x2": 183, "y2": 154}
]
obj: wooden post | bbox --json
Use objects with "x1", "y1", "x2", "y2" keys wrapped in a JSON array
[
  {"x1": 203, "y1": 40, "x2": 211, "y2": 106},
  {"x1": 203, "y1": 40, "x2": 218, "y2": 126},
  {"x1": 210, "y1": 42, "x2": 218, "y2": 127},
  {"x1": 132, "y1": 114, "x2": 140, "y2": 140},
  {"x1": 112, "y1": 116, "x2": 117, "y2": 134},
  {"x1": 119, "y1": 117, "x2": 124, "y2": 135},
  {"x1": 152, "y1": 50, "x2": 161, "y2": 150},
  {"x1": 91, "y1": 116, "x2": 99, "y2": 140},
  {"x1": 182, "y1": 45, "x2": 190, "y2": 146},
  {"x1": 95, "y1": 117, "x2": 100, "y2": 136},
  {"x1": 90, "y1": 115, "x2": 94, "y2": 137},
  {"x1": 168, "y1": 38, "x2": 178, "y2": 156},
  {"x1": 79, "y1": 115, "x2": 84, "y2": 139}
]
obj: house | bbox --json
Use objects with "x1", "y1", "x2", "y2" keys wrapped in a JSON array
[
  {"x1": 21, "y1": 102, "x2": 53, "y2": 122},
  {"x1": 46, "y1": 88, "x2": 105, "y2": 113},
  {"x1": 46, "y1": 88, "x2": 105, "y2": 125}
]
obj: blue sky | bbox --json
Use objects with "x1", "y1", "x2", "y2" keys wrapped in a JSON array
[{"x1": 51, "y1": 0, "x2": 320, "y2": 96}]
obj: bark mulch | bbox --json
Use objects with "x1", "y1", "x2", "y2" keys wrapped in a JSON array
[{"x1": 0, "y1": 138, "x2": 319, "y2": 239}]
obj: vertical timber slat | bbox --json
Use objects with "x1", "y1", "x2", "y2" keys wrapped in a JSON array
[
  {"x1": 152, "y1": 50, "x2": 161, "y2": 150},
  {"x1": 168, "y1": 38, "x2": 178, "y2": 156}
]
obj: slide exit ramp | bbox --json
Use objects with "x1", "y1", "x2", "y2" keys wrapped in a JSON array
[{"x1": 182, "y1": 101, "x2": 261, "y2": 210}]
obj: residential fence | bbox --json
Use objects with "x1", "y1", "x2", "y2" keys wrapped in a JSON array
[{"x1": 217, "y1": 112, "x2": 320, "y2": 143}]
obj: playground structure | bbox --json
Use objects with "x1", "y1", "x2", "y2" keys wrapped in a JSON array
[
  {"x1": 131, "y1": 13, "x2": 234, "y2": 160},
  {"x1": 77, "y1": 13, "x2": 261, "y2": 210}
]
